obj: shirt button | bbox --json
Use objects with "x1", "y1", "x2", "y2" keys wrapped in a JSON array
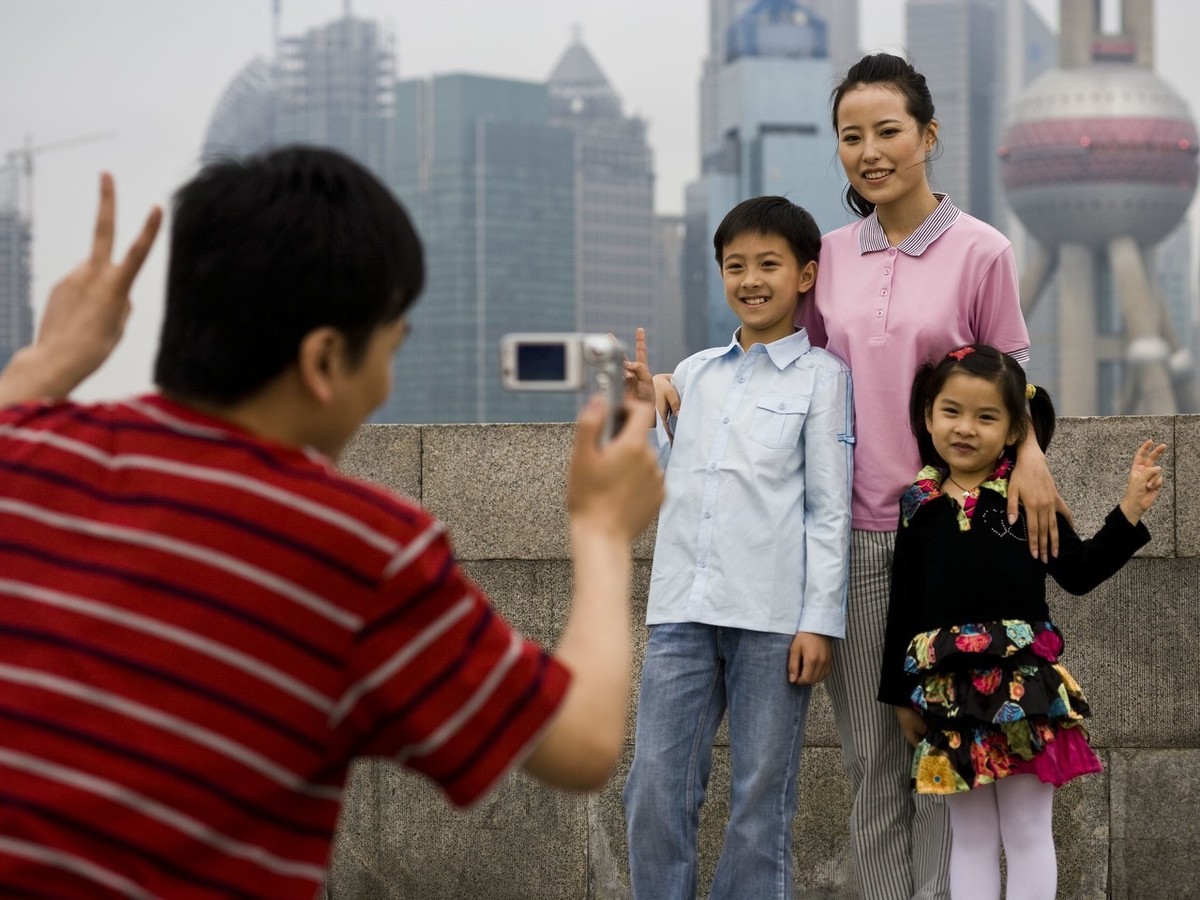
[
  {"x1": 704, "y1": 511, "x2": 712, "y2": 519},
  {"x1": 778, "y1": 401, "x2": 786, "y2": 409},
  {"x1": 889, "y1": 248, "x2": 897, "y2": 256},
  {"x1": 876, "y1": 309, "x2": 884, "y2": 317},
  {"x1": 737, "y1": 376, "x2": 746, "y2": 383},
  {"x1": 884, "y1": 267, "x2": 891, "y2": 275},
  {"x1": 881, "y1": 289, "x2": 888, "y2": 296},
  {"x1": 722, "y1": 416, "x2": 730, "y2": 424},
  {"x1": 709, "y1": 462, "x2": 718, "y2": 470},
  {"x1": 698, "y1": 559, "x2": 708, "y2": 568}
]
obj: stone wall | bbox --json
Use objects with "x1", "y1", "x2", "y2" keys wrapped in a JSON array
[{"x1": 325, "y1": 416, "x2": 1200, "y2": 899}]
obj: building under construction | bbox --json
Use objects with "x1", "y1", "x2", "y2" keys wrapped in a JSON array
[
  {"x1": 203, "y1": 7, "x2": 395, "y2": 177},
  {"x1": 275, "y1": 14, "x2": 395, "y2": 177},
  {"x1": 0, "y1": 161, "x2": 33, "y2": 371}
]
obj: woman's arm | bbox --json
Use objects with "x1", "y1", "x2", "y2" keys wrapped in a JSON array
[
  {"x1": 1008, "y1": 427, "x2": 1067, "y2": 562},
  {"x1": 973, "y1": 244, "x2": 1065, "y2": 561}
]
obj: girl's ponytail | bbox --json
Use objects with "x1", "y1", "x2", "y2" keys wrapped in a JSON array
[{"x1": 1026, "y1": 383, "x2": 1057, "y2": 453}]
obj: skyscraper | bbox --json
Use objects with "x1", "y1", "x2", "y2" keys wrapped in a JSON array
[
  {"x1": 201, "y1": 58, "x2": 277, "y2": 162},
  {"x1": 0, "y1": 161, "x2": 32, "y2": 371},
  {"x1": 202, "y1": 14, "x2": 661, "y2": 424},
  {"x1": 380, "y1": 74, "x2": 577, "y2": 424},
  {"x1": 275, "y1": 14, "x2": 395, "y2": 177},
  {"x1": 906, "y1": 0, "x2": 1056, "y2": 227},
  {"x1": 201, "y1": 11, "x2": 394, "y2": 177},
  {"x1": 701, "y1": 0, "x2": 859, "y2": 154},
  {"x1": 653, "y1": 215, "x2": 691, "y2": 375},
  {"x1": 689, "y1": 0, "x2": 851, "y2": 349},
  {"x1": 803, "y1": 0, "x2": 861, "y2": 73},
  {"x1": 547, "y1": 35, "x2": 659, "y2": 361},
  {"x1": 700, "y1": 0, "x2": 752, "y2": 163}
]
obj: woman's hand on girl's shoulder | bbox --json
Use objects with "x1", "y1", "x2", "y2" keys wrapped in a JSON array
[
  {"x1": 1119, "y1": 439, "x2": 1168, "y2": 525},
  {"x1": 1010, "y1": 437, "x2": 1068, "y2": 563}
]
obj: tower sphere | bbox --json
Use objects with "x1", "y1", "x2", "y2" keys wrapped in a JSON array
[{"x1": 999, "y1": 64, "x2": 1198, "y2": 248}]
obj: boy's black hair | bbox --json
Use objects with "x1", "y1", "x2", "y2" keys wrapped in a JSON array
[
  {"x1": 909, "y1": 343, "x2": 1057, "y2": 470},
  {"x1": 712, "y1": 196, "x2": 821, "y2": 273},
  {"x1": 154, "y1": 145, "x2": 425, "y2": 405},
  {"x1": 831, "y1": 53, "x2": 939, "y2": 219}
]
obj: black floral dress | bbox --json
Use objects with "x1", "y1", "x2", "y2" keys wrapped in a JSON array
[{"x1": 879, "y1": 457, "x2": 1150, "y2": 794}]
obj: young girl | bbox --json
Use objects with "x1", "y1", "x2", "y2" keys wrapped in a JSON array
[{"x1": 879, "y1": 344, "x2": 1166, "y2": 900}]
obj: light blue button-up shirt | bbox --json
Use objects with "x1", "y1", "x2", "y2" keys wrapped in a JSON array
[{"x1": 647, "y1": 328, "x2": 854, "y2": 637}]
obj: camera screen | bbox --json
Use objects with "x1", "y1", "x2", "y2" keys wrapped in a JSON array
[{"x1": 516, "y1": 343, "x2": 568, "y2": 381}]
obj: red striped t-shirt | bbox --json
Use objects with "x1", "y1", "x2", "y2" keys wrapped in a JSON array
[{"x1": 0, "y1": 394, "x2": 569, "y2": 898}]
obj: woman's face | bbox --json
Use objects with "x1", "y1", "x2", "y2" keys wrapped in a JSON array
[{"x1": 835, "y1": 83, "x2": 937, "y2": 213}]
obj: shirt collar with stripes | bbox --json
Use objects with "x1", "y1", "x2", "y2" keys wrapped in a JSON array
[{"x1": 857, "y1": 193, "x2": 962, "y2": 257}]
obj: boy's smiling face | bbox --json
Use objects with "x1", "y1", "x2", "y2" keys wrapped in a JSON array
[{"x1": 720, "y1": 231, "x2": 817, "y2": 349}]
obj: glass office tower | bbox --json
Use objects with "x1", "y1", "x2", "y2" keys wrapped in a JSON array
[
  {"x1": 382, "y1": 74, "x2": 577, "y2": 424},
  {"x1": 688, "y1": 0, "x2": 850, "y2": 348}
]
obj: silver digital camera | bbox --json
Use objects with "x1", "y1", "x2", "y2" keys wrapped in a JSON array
[{"x1": 500, "y1": 332, "x2": 627, "y2": 443}]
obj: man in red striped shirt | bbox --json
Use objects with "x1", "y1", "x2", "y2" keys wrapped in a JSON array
[{"x1": 0, "y1": 146, "x2": 662, "y2": 898}]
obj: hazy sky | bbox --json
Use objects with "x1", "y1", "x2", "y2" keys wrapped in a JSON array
[{"x1": 0, "y1": 0, "x2": 1196, "y2": 398}]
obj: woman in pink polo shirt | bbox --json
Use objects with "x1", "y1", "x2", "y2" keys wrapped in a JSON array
[{"x1": 804, "y1": 53, "x2": 1063, "y2": 900}]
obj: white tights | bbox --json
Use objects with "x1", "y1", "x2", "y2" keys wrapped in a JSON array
[{"x1": 944, "y1": 774, "x2": 1057, "y2": 900}]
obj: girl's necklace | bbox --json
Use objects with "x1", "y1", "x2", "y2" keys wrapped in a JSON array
[{"x1": 945, "y1": 475, "x2": 981, "y2": 499}]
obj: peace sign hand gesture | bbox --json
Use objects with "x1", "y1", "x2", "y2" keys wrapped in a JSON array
[{"x1": 0, "y1": 172, "x2": 162, "y2": 406}]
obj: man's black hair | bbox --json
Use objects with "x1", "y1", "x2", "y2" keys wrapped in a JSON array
[{"x1": 155, "y1": 145, "x2": 425, "y2": 404}]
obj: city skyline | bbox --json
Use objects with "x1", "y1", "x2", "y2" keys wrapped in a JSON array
[
  {"x1": 690, "y1": 0, "x2": 853, "y2": 347},
  {"x1": 1, "y1": 0, "x2": 1197, "y2": 401}
]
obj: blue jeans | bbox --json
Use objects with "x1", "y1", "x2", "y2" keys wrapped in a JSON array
[{"x1": 624, "y1": 623, "x2": 813, "y2": 900}]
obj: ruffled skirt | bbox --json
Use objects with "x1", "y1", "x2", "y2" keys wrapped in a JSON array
[{"x1": 905, "y1": 620, "x2": 1103, "y2": 795}]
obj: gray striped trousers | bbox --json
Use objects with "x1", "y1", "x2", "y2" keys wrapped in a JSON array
[{"x1": 825, "y1": 529, "x2": 952, "y2": 900}]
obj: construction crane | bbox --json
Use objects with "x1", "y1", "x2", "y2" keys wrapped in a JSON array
[{"x1": 3, "y1": 130, "x2": 117, "y2": 227}]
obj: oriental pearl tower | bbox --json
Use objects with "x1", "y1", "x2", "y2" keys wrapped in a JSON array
[{"x1": 999, "y1": 0, "x2": 1199, "y2": 414}]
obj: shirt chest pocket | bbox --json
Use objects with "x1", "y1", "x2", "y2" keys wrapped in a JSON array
[{"x1": 749, "y1": 393, "x2": 809, "y2": 449}]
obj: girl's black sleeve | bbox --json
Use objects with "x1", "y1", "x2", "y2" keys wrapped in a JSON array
[{"x1": 1046, "y1": 507, "x2": 1150, "y2": 595}]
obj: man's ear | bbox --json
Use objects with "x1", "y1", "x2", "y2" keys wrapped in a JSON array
[
  {"x1": 797, "y1": 258, "x2": 818, "y2": 294},
  {"x1": 296, "y1": 326, "x2": 345, "y2": 405}
]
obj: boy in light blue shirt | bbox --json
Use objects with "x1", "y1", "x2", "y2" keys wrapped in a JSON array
[{"x1": 623, "y1": 196, "x2": 854, "y2": 899}]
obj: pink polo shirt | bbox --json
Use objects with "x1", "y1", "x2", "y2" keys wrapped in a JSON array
[{"x1": 801, "y1": 196, "x2": 1028, "y2": 531}]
